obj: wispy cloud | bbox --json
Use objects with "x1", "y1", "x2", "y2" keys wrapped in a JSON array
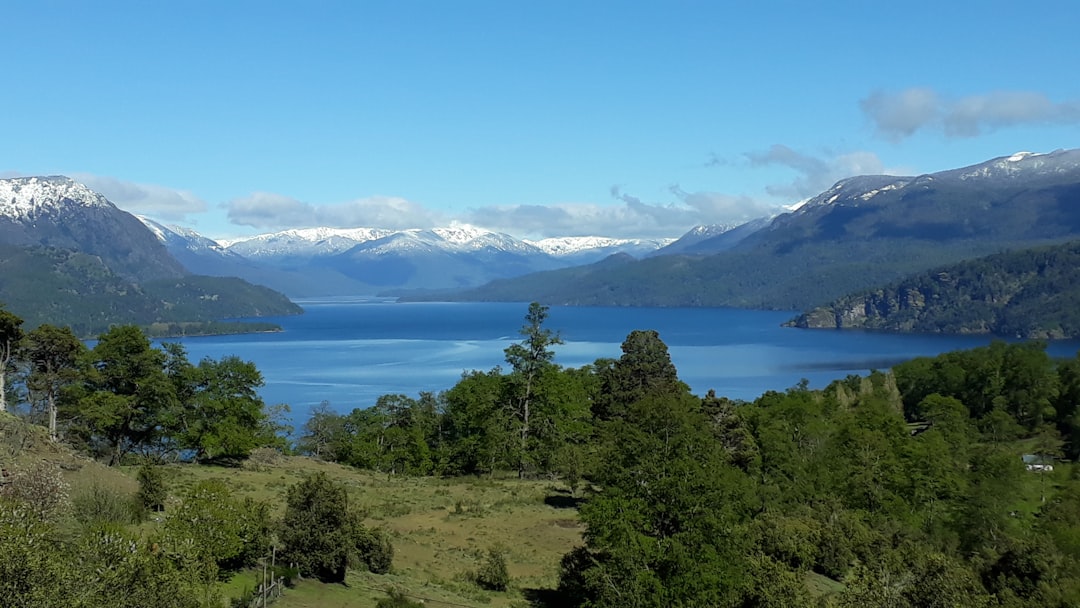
[
  {"x1": 744, "y1": 145, "x2": 891, "y2": 199},
  {"x1": 861, "y1": 88, "x2": 1080, "y2": 140},
  {"x1": 226, "y1": 192, "x2": 444, "y2": 230},
  {"x1": 70, "y1": 173, "x2": 208, "y2": 221},
  {"x1": 460, "y1": 187, "x2": 780, "y2": 239}
]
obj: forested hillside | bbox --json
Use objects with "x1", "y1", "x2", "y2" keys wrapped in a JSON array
[
  {"x1": 4, "y1": 303, "x2": 1080, "y2": 606},
  {"x1": 791, "y1": 240, "x2": 1080, "y2": 338},
  {"x1": 0, "y1": 244, "x2": 301, "y2": 337}
]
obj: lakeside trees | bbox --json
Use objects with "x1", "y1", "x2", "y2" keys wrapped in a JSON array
[
  {"x1": 295, "y1": 304, "x2": 1080, "y2": 606},
  {"x1": 0, "y1": 304, "x2": 276, "y2": 464},
  {"x1": 8, "y1": 300, "x2": 1080, "y2": 605}
]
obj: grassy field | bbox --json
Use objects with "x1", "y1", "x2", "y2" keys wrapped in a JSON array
[
  {"x1": 1, "y1": 412, "x2": 582, "y2": 608},
  {"x1": 163, "y1": 457, "x2": 584, "y2": 607}
]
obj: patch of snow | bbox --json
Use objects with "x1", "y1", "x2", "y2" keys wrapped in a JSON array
[
  {"x1": 0, "y1": 176, "x2": 114, "y2": 221},
  {"x1": 526, "y1": 236, "x2": 673, "y2": 256}
]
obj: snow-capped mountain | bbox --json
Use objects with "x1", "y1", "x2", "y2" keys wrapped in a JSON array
[
  {"x1": 137, "y1": 216, "x2": 257, "y2": 277},
  {"x1": 791, "y1": 149, "x2": 1080, "y2": 217},
  {"x1": 226, "y1": 225, "x2": 675, "y2": 263},
  {"x1": 0, "y1": 176, "x2": 185, "y2": 281},
  {"x1": 225, "y1": 227, "x2": 394, "y2": 260},
  {"x1": 651, "y1": 219, "x2": 772, "y2": 256},
  {"x1": 202, "y1": 223, "x2": 680, "y2": 296},
  {"x1": 355, "y1": 226, "x2": 547, "y2": 256},
  {"x1": 527, "y1": 236, "x2": 673, "y2": 260}
]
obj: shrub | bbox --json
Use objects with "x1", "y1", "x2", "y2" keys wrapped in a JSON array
[
  {"x1": 72, "y1": 482, "x2": 141, "y2": 526},
  {"x1": 137, "y1": 463, "x2": 167, "y2": 513},
  {"x1": 280, "y1": 472, "x2": 395, "y2": 582},
  {"x1": 376, "y1": 589, "x2": 425, "y2": 608},
  {"x1": 0, "y1": 462, "x2": 69, "y2": 521},
  {"x1": 242, "y1": 446, "x2": 283, "y2": 471},
  {"x1": 356, "y1": 527, "x2": 394, "y2": 574},
  {"x1": 164, "y1": 480, "x2": 271, "y2": 580},
  {"x1": 475, "y1": 547, "x2": 510, "y2": 591}
]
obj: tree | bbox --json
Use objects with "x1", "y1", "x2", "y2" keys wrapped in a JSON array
[
  {"x1": 593, "y1": 329, "x2": 686, "y2": 421},
  {"x1": 23, "y1": 324, "x2": 85, "y2": 441},
  {"x1": 163, "y1": 480, "x2": 270, "y2": 581},
  {"x1": 474, "y1": 547, "x2": 510, "y2": 591},
  {"x1": 504, "y1": 302, "x2": 563, "y2": 478},
  {"x1": 175, "y1": 355, "x2": 268, "y2": 462},
  {"x1": 441, "y1": 370, "x2": 511, "y2": 475},
  {"x1": 137, "y1": 462, "x2": 167, "y2": 513},
  {"x1": 0, "y1": 308, "x2": 24, "y2": 414},
  {"x1": 561, "y1": 389, "x2": 754, "y2": 607},
  {"x1": 279, "y1": 472, "x2": 387, "y2": 582},
  {"x1": 300, "y1": 400, "x2": 342, "y2": 459},
  {"x1": 71, "y1": 325, "x2": 177, "y2": 465}
]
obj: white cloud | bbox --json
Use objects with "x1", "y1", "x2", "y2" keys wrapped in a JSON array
[
  {"x1": 70, "y1": 173, "x2": 208, "y2": 221},
  {"x1": 860, "y1": 88, "x2": 939, "y2": 141},
  {"x1": 861, "y1": 88, "x2": 1080, "y2": 140},
  {"x1": 744, "y1": 145, "x2": 891, "y2": 199},
  {"x1": 944, "y1": 91, "x2": 1080, "y2": 137},
  {"x1": 226, "y1": 192, "x2": 444, "y2": 231},
  {"x1": 461, "y1": 187, "x2": 780, "y2": 240}
]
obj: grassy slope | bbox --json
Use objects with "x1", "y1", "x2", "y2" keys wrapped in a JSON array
[
  {"x1": 169, "y1": 459, "x2": 583, "y2": 608},
  {"x1": 6, "y1": 411, "x2": 1073, "y2": 607}
]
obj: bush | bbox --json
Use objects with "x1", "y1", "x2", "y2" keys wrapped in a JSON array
[
  {"x1": 72, "y1": 482, "x2": 141, "y2": 526},
  {"x1": 356, "y1": 526, "x2": 394, "y2": 574},
  {"x1": 242, "y1": 446, "x2": 283, "y2": 471},
  {"x1": 280, "y1": 472, "x2": 393, "y2": 582},
  {"x1": 137, "y1": 463, "x2": 167, "y2": 513},
  {"x1": 164, "y1": 480, "x2": 271, "y2": 580},
  {"x1": 0, "y1": 462, "x2": 69, "y2": 521},
  {"x1": 475, "y1": 547, "x2": 510, "y2": 591},
  {"x1": 376, "y1": 589, "x2": 425, "y2": 608}
]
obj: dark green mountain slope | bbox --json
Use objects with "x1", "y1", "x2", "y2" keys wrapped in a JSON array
[
  {"x1": 0, "y1": 176, "x2": 302, "y2": 336},
  {"x1": 416, "y1": 150, "x2": 1080, "y2": 310},
  {"x1": 0, "y1": 245, "x2": 300, "y2": 337},
  {"x1": 789, "y1": 240, "x2": 1080, "y2": 338}
]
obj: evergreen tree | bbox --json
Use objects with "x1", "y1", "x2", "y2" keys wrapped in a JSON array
[
  {"x1": 23, "y1": 324, "x2": 85, "y2": 441},
  {"x1": 0, "y1": 308, "x2": 24, "y2": 414}
]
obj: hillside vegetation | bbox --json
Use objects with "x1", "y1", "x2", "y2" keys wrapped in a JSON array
[
  {"x1": 790, "y1": 240, "x2": 1080, "y2": 338},
  {"x1": 5, "y1": 303, "x2": 1080, "y2": 606},
  {"x1": 0, "y1": 244, "x2": 301, "y2": 337}
]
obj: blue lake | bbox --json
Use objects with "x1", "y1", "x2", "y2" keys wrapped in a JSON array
[{"x1": 165, "y1": 298, "x2": 1080, "y2": 425}]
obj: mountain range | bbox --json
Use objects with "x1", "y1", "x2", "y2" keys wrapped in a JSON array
[
  {"x1": 145, "y1": 221, "x2": 686, "y2": 297},
  {"x1": 5, "y1": 148, "x2": 1080, "y2": 338},
  {"x1": 0, "y1": 176, "x2": 300, "y2": 336},
  {"x1": 415, "y1": 149, "x2": 1080, "y2": 311}
]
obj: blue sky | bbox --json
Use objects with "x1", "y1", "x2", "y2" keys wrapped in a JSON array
[{"x1": 2, "y1": 1, "x2": 1079, "y2": 240}]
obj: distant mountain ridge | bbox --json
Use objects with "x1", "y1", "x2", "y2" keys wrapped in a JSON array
[
  {"x1": 0, "y1": 176, "x2": 186, "y2": 281},
  {"x1": 413, "y1": 149, "x2": 1080, "y2": 310},
  {"x1": 0, "y1": 176, "x2": 300, "y2": 335},
  {"x1": 151, "y1": 222, "x2": 686, "y2": 297}
]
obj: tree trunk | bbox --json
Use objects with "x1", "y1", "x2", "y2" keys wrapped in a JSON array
[
  {"x1": 48, "y1": 392, "x2": 57, "y2": 441},
  {"x1": 0, "y1": 368, "x2": 6, "y2": 413}
]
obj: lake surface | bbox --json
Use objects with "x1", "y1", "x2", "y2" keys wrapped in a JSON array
[{"x1": 166, "y1": 298, "x2": 1080, "y2": 425}]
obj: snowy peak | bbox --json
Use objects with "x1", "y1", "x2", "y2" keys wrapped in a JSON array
[
  {"x1": 953, "y1": 148, "x2": 1080, "y2": 180},
  {"x1": 0, "y1": 175, "x2": 114, "y2": 220},
  {"x1": 351, "y1": 226, "x2": 543, "y2": 256},
  {"x1": 795, "y1": 175, "x2": 913, "y2": 213},
  {"x1": 136, "y1": 216, "x2": 236, "y2": 257},
  {"x1": 526, "y1": 236, "x2": 672, "y2": 257},
  {"x1": 792, "y1": 149, "x2": 1080, "y2": 218},
  {"x1": 431, "y1": 223, "x2": 490, "y2": 244},
  {"x1": 225, "y1": 226, "x2": 394, "y2": 259}
]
